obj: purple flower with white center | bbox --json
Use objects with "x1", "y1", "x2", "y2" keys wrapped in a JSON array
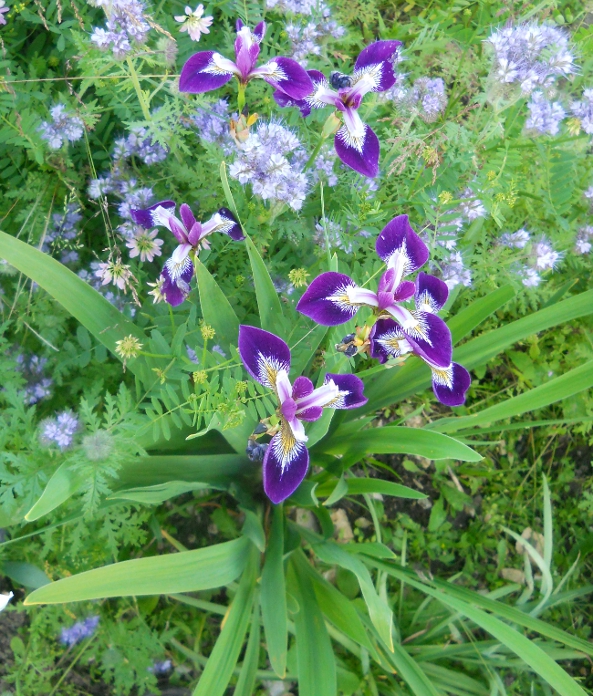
[
  {"x1": 298, "y1": 215, "x2": 454, "y2": 369},
  {"x1": 40, "y1": 411, "x2": 79, "y2": 450},
  {"x1": 125, "y1": 229, "x2": 164, "y2": 262},
  {"x1": 60, "y1": 616, "x2": 99, "y2": 647},
  {"x1": 179, "y1": 19, "x2": 313, "y2": 104},
  {"x1": 274, "y1": 40, "x2": 401, "y2": 177},
  {"x1": 368, "y1": 273, "x2": 471, "y2": 406},
  {"x1": 238, "y1": 325, "x2": 367, "y2": 503},
  {"x1": 131, "y1": 201, "x2": 244, "y2": 306}
]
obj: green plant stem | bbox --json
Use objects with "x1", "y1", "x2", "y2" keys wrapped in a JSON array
[
  {"x1": 237, "y1": 82, "x2": 246, "y2": 114},
  {"x1": 126, "y1": 57, "x2": 151, "y2": 120},
  {"x1": 48, "y1": 636, "x2": 96, "y2": 696}
]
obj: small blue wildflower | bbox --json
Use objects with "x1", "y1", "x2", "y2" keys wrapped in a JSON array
[
  {"x1": 40, "y1": 411, "x2": 79, "y2": 450},
  {"x1": 16, "y1": 354, "x2": 53, "y2": 405},
  {"x1": 60, "y1": 616, "x2": 99, "y2": 647},
  {"x1": 526, "y1": 91, "x2": 565, "y2": 135},
  {"x1": 38, "y1": 105, "x2": 84, "y2": 150},
  {"x1": 90, "y1": 0, "x2": 150, "y2": 59},
  {"x1": 148, "y1": 659, "x2": 172, "y2": 675}
]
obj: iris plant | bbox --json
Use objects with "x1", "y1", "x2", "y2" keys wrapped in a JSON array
[
  {"x1": 274, "y1": 40, "x2": 401, "y2": 177},
  {"x1": 131, "y1": 200, "x2": 244, "y2": 306},
  {"x1": 179, "y1": 20, "x2": 313, "y2": 111},
  {"x1": 297, "y1": 215, "x2": 471, "y2": 406},
  {"x1": 238, "y1": 325, "x2": 367, "y2": 503}
]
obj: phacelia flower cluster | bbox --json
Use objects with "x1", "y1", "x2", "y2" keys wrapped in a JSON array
[
  {"x1": 297, "y1": 215, "x2": 471, "y2": 407},
  {"x1": 191, "y1": 99, "x2": 235, "y2": 151},
  {"x1": 525, "y1": 91, "x2": 565, "y2": 135},
  {"x1": 16, "y1": 354, "x2": 53, "y2": 405},
  {"x1": 389, "y1": 76, "x2": 448, "y2": 122},
  {"x1": 113, "y1": 126, "x2": 168, "y2": 165},
  {"x1": 41, "y1": 204, "x2": 82, "y2": 266},
  {"x1": 60, "y1": 616, "x2": 100, "y2": 647},
  {"x1": 501, "y1": 229, "x2": 562, "y2": 287},
  {"x1": 131, "y1": 200, "x2": 244, "y2": 306},
  {"x1": 486, "y1": 22, "x2": 575, "y2": 94},
  {"x1": 277, "y1": 40, "x2": 402, "y2": 177},
  {"x1": 575, "y1": 226, "x2": 593, "y2": 254},
  {"x1": 570, "y1": 89, "x2": 593, "y2": 135},
  {"x1": 40, "y1": 411, "x2": 79, "y2": 450},
  {"x1": 285, "y1": 10, "x2": 345, "y2": 67},
  {"x1": 38, "y1": 105, "x2": 84, "y2": 150},
  {"x1": 238, "y1": 325, "x2": 367, "y2": 503},
  {"x1": 229, "y1": 121, "x2": 308, "y2": 211},
  {"x1": 90, "y1": 0, "x2": 151, "y2": 59}
]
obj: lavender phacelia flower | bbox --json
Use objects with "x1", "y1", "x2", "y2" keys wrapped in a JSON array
[
  {"x1": 90, "y1": 0, "x2": 150, "y2": 59},
  {"x1": 228, "y1": 120, "x2": 309, "y2": 211},
  {"x1": 486, "y1": 22, "x2": 576, "y2": 94},
  {"x1": 60, "y1": 616, "x2": 99, "y2": 647},
  {"x1": 525, "y1": 91, "x2": 565, "y2": 135},
  {"x1": 570, "y1": 88, "x2": 593, "y2": 134},
  {"x1": 41, "y1": 204, "x2": 82, "y2": 265},
  {"x1": 16, "y1": 354, "x2": 53, "y2": 405},
  {"x1": 440, "y1": 251, "x2": 472, "y2": 290},
  {"x1": 458, "y1": 188, "x2": 487, "y2": 222},
  {"x1": 392, "y1": 77, "x2": 448, "y2": 122},
  {"x1": 38, "y1": 105, "x2": 84, "y2": 149},
  {"x1": 531, "y1": 236, "x2": 562, "y2": 270},
  {"x1": 149, "y1": 659, "x2": 173, "y2": 674},
  {"x1": 190, "y1": 99, "x2": 234, "y2": 151},
  {"x1": 40, "y1": 411, "x2": 79, "y2": 450},
  {"x1": 285, "y1": 13, "x2": 345, "y2": 67},
  {"x1": 575, "y1": 226, "x2": 593, "y2": 254},
  {"x1": 500, "y1": 228, "x2": 530, "y2": 249},
  {"x1": 519, "y1": 265, "x2": 542, "y2": 288}
]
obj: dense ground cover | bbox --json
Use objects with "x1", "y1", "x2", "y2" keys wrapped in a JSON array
[{"x1": 0, "y1": 0, "x2": 592, "y2": 694}]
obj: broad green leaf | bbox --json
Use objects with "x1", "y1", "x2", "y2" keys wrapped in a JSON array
[
  {"x1": 317, "y1": 477, "x2": 427, "y2": 501},
  {"x1": 195, "y1": 257, "x2": 240, "y2": 352},
  {"x1": 312, "y1": 541, "x2": 394, "y2": 651},
  {"x1": 261, "y1": 505, "x2": 288, "y2": 678},
  {"x1": 320, "y1": 426, "x2": 481, "y2": 462},
  {"x1": 233, "y1": 598, "x2": 261, "y2": 696},
  {"x1": 356, "y1": 288, "x2": 593, "y2": 417},
  {"x1": 25, "y1": 537, "x2": 251, "y2": 604},
  {"x1": 448, "y1": 284, "x2": 515, "y2": 344},
  {"x1": 298, "y1": 557, "x2": 374, "y2": 651},
  {"x1": 322, "y1": 475, "x2": 348, "y2": 506},
  {"x1": 220, "y1": 161, "x2": 240, "y2": 218},
  {"x1": 115, "y1": 454, "x2": 251, "y2": 490},
  {"x1": 193, "y1": 549, "x2": 258, "y2": 696},
  {"x1": 288, "y1": 551, "x2": 337, "y2": 696},
  {"x1": 25, "y1": 461, "x2": 87, "y2": 521},
  {"x1": 0, "y1": 231, "x2": 151, "y2": 381},
  {"x1": 1, "y1": 562, "x2": 50, "y2": 589},
  {"x1": 430, "y1": 360, "x2": 593, "y2": 434},
  {"x1": 245, "y1": 236, "x2": 284, "y2": 333},
  {"x1": 108, "y1": 480, "x2": 211, "y2": 505}
]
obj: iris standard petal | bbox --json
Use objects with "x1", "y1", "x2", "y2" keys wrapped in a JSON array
[
  {"x1": 415, "y1": 272, "x2": 449, "y2": 313},
  {"x1": 179, "y1": 203, "x2": 196, "y2": 232},
  {"x1": 375, "y1": 215, "x2": 429, "y2": 274},
  {"x1": 179, "y1": 51, "x2": 236, "y2": 93},
  {"x1": 431, "y1": 362, "x2": 471, "y2": 407},
  {"x1": 297, "y1": 272, "x2": 362, "y2": 326},
  {"x1": 238, "y1": 325, "x2": 291, "y2": 390},
  {"x1": 131, "y1": 200, "x2": 176, "y2": 229},
  {"x1": 263, "y1": 425, "x2": 309, "y2": 504},
  {"x1": 234, "y1": 24, "x2": 261, "y2": 79},
  {"x1": 334, "y1": 119, "x2": 380, "y2": 178}
]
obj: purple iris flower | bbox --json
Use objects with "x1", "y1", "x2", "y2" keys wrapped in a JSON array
[
  {"x1": 131, "y1": 200, "x2": 244, "y2": 307},
  {"x1": 274, "y1": 41, "x2": 401, "y2": 177},
  {"x1": 296, "y1": 214, "x2": 471, "y2": 406},
  {"x1": 238, "y1": 325, "x2": 367, "y2": 503},
  {"x1": 179, "y1": 19, "x2": 313, "y2": 102}
]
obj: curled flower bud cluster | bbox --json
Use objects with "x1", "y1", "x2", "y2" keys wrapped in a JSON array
[
  {"x1": 16, "y1": 354, "x2": 53, "y2": 405},
  {"x1": 60, "y1": 616, "x2": 99, "y2": 646}
]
